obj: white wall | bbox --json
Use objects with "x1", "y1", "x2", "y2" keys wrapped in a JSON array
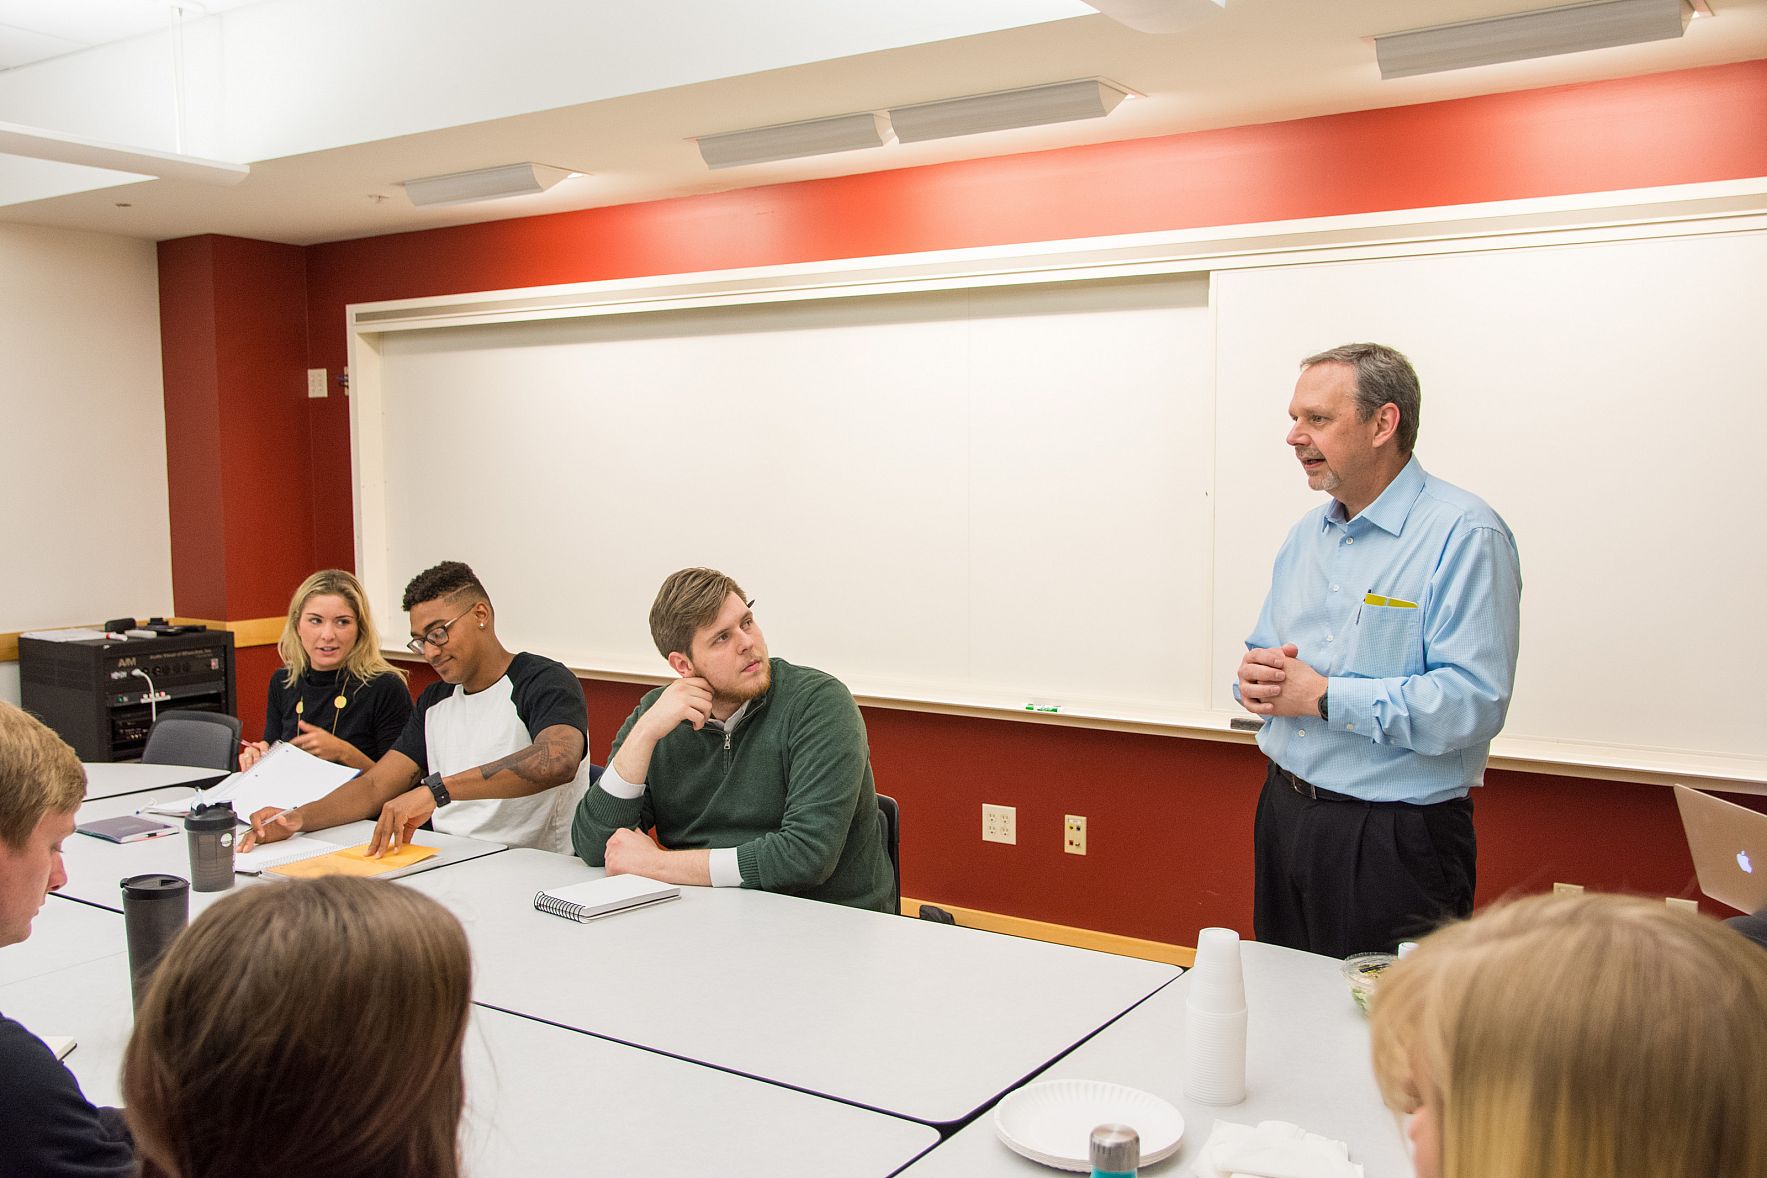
[{"x1": 0, "y1": 223, "x2": 172, "y2": 705}]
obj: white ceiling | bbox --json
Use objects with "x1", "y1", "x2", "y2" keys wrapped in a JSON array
[
  {"x1": 1, "y1": 0, "x2": 1764, "y2": 246},
  {"x1": 0, "y1": 0, "x2": 267, "y2": 70}
]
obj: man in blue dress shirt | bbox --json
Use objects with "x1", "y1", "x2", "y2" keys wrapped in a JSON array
[{"x1": 1236, "y1": 343, "x2": 1521, "y2": 958}]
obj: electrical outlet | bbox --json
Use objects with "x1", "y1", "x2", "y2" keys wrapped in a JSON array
[
  {"x1": 982, "y1": 803, "x2": 1016, "y2": 845},
  {"x1": 1553, "y1": 882, "x2": 1584, "y2": 896},
  {"x1": 1064, "y1": 814, "x2": 1086, "y2": 855},
  {"x1": 1666, "y1": 897, "x2": 1699, "y2": 913}
]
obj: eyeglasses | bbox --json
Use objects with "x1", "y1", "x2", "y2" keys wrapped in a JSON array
[{"x1": 406, "y1": 606, "x2": 477, "y2": 655}]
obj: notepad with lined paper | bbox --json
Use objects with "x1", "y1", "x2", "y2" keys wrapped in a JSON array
[{"x1": 266, "y1": 842, "x2": 438, "y2": 879}]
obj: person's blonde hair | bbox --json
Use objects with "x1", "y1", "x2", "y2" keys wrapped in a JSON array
[
  {"x1": 648, "y1": 567, "x2": 747, "y2": 660},
  {"x1": 1370, "y1": 891, "x2": 1767, "y2": 1178},
  {"x1": 0, "y1": 700, "x2": 85, "y2": 848},
  {"x1": 122, "y1": 877, "x2": 471, "y2": 1178},
  {"x1": 276, "y1": 569, "x2": 406, "y2": 688}
]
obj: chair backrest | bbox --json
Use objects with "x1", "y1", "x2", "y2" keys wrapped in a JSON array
[
  {"x1": 875, "y1": 792, "x2": 900, "y2": 915},
  {"x1": 142, "y1": 710, "x2": 243, "y2": 771}
]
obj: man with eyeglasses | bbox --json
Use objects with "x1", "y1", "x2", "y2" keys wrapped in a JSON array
[
  {"x1": 572, "y1": 567, "x2": 893, "y2": 913},
  {"x1": 242, "y1": 560, "x2": 592, "y2": 854}
]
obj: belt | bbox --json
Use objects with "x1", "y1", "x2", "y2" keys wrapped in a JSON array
[{"x1": 1275, "y1": 766, "x2": 1361, "y2": 804}]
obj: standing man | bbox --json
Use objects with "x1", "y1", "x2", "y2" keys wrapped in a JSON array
[
  {"x1": 244, "y1": 561, "x2": 592, "y2": 855},
  {"x1": 0, "y1": 701, "x2": 135, "y2": 1176},
  {"x1": 573, "y1": 568, "x2": 893, "y2": 913},
  {"x1": 1237, "y1": 343, "x2": 1521, "y2": 958}
]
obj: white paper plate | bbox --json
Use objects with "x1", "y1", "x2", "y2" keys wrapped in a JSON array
[{"x1": 993, "y1": 1078, "x2": 1185, "y2": 1171}]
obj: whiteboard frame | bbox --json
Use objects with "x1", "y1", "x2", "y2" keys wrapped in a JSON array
[{"x1": 349, "y1": 176, "x2": 1767, "y2": 791}]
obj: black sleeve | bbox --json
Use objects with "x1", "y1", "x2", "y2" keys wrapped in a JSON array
[
  {"x1": 0, "y1": 1016, "x2": 135, "y2": 1177},
  {"x1": 508, "y1": 654, "x2": 589, "y2": 743},
  {"x1": 356, "y1": 672, "x2": 415, "y2": 764},
  {"x1": 261, "y1": 669, "x2": 293, "y2": 744},
  {"x1": 388, "y1": 682, "x2": 451, "y2": 773}
]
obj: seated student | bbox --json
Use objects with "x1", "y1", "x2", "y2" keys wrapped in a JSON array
[
  {"x1": 122, "y1": 877, "x2": 471, "y2": 1178},
  {"x1": 1370, "y1": 891, "x2": 1767, "y2": 1178},
  {"x1": 239, "y1": 568, "x2": 413, "y2": 772},
  {"x1": 573, "y1": 567, "x2": 893, "y2": 913},
  {"x1": 243, "y1": 560, "x2": 591, "y2": 854},
  {"x1": 0, "y1": 701, "x2": 134, "y2": 1177}
]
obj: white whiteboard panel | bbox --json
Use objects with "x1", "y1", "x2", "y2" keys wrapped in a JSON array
[
  {"x1": 374, "y1": 277, "x2": 1213, "y2": 720},
  {"x1": 1212, "y1": 231, "x2": 1767, "y2": 769}
]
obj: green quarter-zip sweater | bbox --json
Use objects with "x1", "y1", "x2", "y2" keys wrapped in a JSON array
[{"x1": 572, "y1": 658, "x2": 893, "y2": 912}]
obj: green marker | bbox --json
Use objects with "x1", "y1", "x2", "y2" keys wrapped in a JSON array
[{"x1": 1023, "y1": 704, "x2": 1061, "y2": 714}]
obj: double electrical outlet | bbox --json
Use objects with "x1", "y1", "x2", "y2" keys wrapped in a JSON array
[{"x1": 981, "y1": 804, "x2": 1086, "y2": 855}]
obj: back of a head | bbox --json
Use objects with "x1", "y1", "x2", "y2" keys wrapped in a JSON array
[
  {"x1": 1371, "y1": 892, "x2": 1767, "y2": 1178},
  {"x1": 0, "y1": 699, "x2": 84, "y2": 851},
  {"x1": 122, "y1": 877, "x2": 473, "y2": 1178}
]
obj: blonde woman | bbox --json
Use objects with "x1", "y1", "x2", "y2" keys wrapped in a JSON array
[
  {"x1": 1370, "y1": 891, "x2": 1767, "y2": 1178},
  {"x1": 123, "y1": 877, "x2": 472, "y2": 1178},
  {"x1": 240, "y1": 569, "x2": 411, "y2": 771}
]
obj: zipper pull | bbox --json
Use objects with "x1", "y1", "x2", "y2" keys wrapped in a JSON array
[{"x1": 723, "y1": 729, "x2": 732, "y2": 752}]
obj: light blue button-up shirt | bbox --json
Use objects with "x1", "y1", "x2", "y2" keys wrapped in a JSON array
[{"x1": 1246, "y1": 456, "x2": 1522, "y2": 804}]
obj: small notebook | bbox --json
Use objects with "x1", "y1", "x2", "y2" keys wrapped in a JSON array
[
  {"x1": 76, "y1": 815, "x2": 178, "y2": 843},
  {"x1": 233, "y1": 835, "x2": 343, "y2": 876},
  {"x1": 534, "y1": 875, "x2": 680, "y2": 923},
  {"x1": 41, "y1": 1035, "x2": 76, "y2": 1061},
  {"x1": 267, "y1": 843, "x2": 439, "y2": 879}
]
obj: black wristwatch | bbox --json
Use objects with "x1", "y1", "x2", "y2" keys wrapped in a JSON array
[
  {"x1": 1318, "y1": 688, "x2": 1330, "y2": 722},
  {"x1": 422, "y1": 771, "x2": 452, "y2": 808}
]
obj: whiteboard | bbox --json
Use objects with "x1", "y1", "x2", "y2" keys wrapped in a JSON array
[
  {"x1": 373, "y1": 276, "x2": 1216, "y2": 721},
  {"x1": 1212, "y1": 230, "x2": 1767, "y2": 773}
]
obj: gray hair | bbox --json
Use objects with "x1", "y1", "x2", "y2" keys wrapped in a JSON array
[{"x1": 1300, "y1": 342, "x2": 1420, "y2": 455}]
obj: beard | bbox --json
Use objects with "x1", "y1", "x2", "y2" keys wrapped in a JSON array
[{"x1": 715, "y1": 658, "x2": 772, "y2": 708}]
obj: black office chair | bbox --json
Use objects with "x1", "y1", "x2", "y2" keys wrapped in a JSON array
[
  {"x1": 875, "y1": 792, "x2": 901, "y2": 916},
  {"x1": 141, "y1": 710, "x2": 242, "y2": 772}
]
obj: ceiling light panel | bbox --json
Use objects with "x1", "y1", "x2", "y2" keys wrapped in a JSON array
[
  {"x1": 695, "y1": 112, "x2": 892, "y2": 170},
  {"x1": 888, "y1": 79, "x2": 1131, "y2": 144},
  {"x1": 402, "y1": 163, "x2": 572, "y2": 207},
  {"x1": 1374, "y1": 0, "x2": 1692, "y2": 81}
]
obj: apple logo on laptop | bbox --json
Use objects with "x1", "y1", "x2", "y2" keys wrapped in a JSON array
[{"x1": 1740, "y1": 849, "x2": 1755, "y2": 875}]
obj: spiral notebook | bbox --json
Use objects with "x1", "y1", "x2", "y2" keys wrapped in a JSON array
[{"x1": 534, "y1": 875, "x2": 680, "y2": 923}]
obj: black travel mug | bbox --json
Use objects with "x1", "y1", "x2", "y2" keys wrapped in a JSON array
[
  {"x1": 121, "y1": 873, "x2": 190, "y2": 1010},
  {"x1": 184, "y1": 802, "x2": 237, "y2": 892}
]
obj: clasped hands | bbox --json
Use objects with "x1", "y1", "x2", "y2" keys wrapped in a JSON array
[{"x1": 1237, "y1": 643, "x2": 1327, "y2": 718}]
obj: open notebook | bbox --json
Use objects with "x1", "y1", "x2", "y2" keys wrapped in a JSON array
[
  {"x1": 143, "y1": 742, "x2": 356, "y2": 819},
  {"x1": 534, "y1": 875, "x2": 680, "y2": 923}
]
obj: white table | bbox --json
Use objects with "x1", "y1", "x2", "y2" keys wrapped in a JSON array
[
  {"x1": 82, "y1": 761, "x2": 226, "y2": 801},
  {"x1": 0, "y1": 894, "x2": 127, "y2": 986},
  {"x1": 400, "y1": 848, "x2": 1181, "y2": 1126},
  {"x1": 62, "y1": 787, "x2": 507, "y2": 915},
  {"x1": 898, "y1": 941, "x2": 1409, "y2": 1176},
  {"x1": 1, "y1": 906, "x2": 939, "y2": 1178}
]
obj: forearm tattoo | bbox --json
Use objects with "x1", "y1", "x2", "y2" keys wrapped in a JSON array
[{"x1": 478, "y1": 727, "x2": 583, "y2": 784}]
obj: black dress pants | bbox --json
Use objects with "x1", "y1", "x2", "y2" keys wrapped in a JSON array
[{"x1": 1253, "y1": 759, "x2": 1475, "y2": 959}]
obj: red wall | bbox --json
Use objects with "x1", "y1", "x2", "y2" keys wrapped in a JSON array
[{"x1": 168, "y1": 60, "x2": 1767, "y2": 944}]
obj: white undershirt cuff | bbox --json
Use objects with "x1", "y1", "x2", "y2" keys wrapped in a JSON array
[
  {"x1": 708, "y1": 847, "x2": 743, "y2": 887},
  {"x1": 598, "y1": 762, "x2": 646, "y2": 800}
]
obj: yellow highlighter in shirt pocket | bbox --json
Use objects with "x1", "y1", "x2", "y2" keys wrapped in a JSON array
[{"x1": 1363, "y1": 593, "x2": 1418, "y2": 608}]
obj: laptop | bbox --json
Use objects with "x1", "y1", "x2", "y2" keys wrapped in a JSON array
[{"x1": 1674, "y1": 785, "x2": 1767, "y2": 915}]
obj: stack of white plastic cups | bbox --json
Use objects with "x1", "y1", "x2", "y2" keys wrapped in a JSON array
[{"x1": 1183, "y1": 926, "x2": 1248, "y2": 1105}]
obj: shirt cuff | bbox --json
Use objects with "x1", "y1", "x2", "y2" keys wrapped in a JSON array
[
  {"x1": 598, "y1": 763, "x2": 646, "y2": 800},
  {"x1": 1326, "y1": 676, "x2": 1375, "y2": 736},
  {"x1": 708, "y1": 847, "x2": 743, "y2": 887}
]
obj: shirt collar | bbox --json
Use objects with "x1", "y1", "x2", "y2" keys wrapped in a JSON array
[
  {"x1": 705, "y1": 698, "x2": 755, "y2": 733},
  {"x1": 1323, "y1": 454, "x2": 1425, "y2": 537}
]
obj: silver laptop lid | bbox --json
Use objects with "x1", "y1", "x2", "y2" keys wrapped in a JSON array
[{"x1": 1674, "y1": 785, "x2": 1767, "y2": 915}]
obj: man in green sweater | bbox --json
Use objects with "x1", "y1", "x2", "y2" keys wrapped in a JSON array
[{"x1": 572, "y1": 568, "x2": 893, "y2": 913}]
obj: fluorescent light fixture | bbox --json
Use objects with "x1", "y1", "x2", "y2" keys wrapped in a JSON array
[
  {"x1": 695, "y1": 112, "x2": 892, "y2": 170},
  {"x1": 0, "y1": 119, "x2": 248, "y2": 186},
  {"x1": 1374, "y1": 0, "x2": 1692, "y2": 81},
  {"x1": 402, "y1": 163, "x2": 573, "y2": 207},
  {"x1": 888, "y1": 79, "x2": 1132, "y2": 145},
  {"x1": 1080, "y1": 0, "x2": 1226, "y2": 35}
]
